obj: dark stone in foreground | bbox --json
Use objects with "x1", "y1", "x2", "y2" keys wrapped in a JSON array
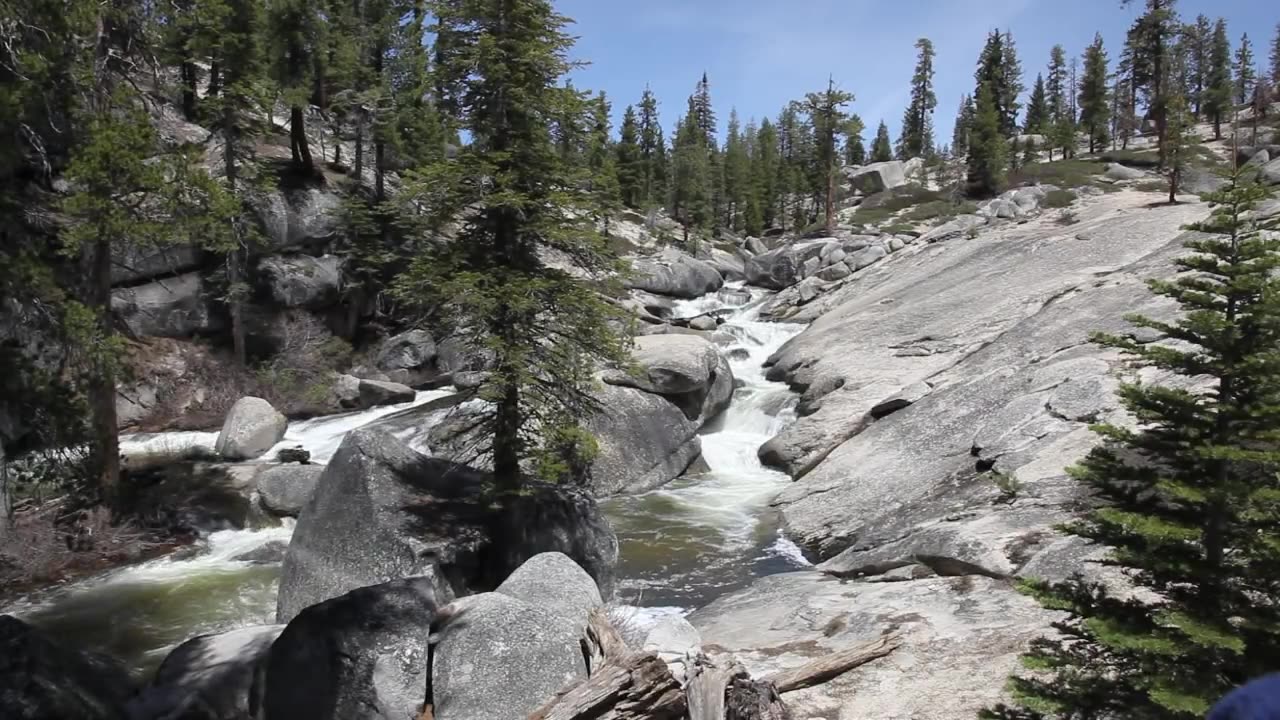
[
  {"x1": 275, "y1": 428, "x2": 618, "y2": 623},
  {"x1": 0, "y1": 615, "x2": 135, "y2": 720}
]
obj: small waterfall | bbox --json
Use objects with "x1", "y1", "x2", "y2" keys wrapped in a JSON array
[{"x1": 606, "y1": 283, "x2": 810, "y2": 613}]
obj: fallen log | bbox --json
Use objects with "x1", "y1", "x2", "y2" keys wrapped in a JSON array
[
  {"x1": 688, "y1": 658, "x2": 790, "y2": 720},
  {"x1": 529, "y1": 609, "x2": 686, "y2": 720},
  {"x1": 764, "y1": 634, "x2": 900, "y2": 694}
]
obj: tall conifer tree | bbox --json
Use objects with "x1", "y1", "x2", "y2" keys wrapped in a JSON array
[
  {"x1": 899, "y1": 37, "x2": 938, "y2": 159},
  {"x1": 1235, "y1": 33, "x2": 1256, "y2": 105},
  {"x1": 966, "y1": 83, "x2": 1007, "y2": 198},
  {"x1": 1205, "y1": 18, "x2": 1234, "y2": 140},
  {"x1": 1080, "y1": 34, "x2": 1111, "y2": 153},
  {"x1": 870, "y1": 120, "x2": 893, "y2": 163},
  {"x1": 1024, "y1": 74, "x2": 1050, "y2": 136}
]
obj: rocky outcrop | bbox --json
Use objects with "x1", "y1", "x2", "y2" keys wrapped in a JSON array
[
  {"x1": 1261, "y1": 156, "x2": 1280, "y2": 186},
  {"x1": 260, "y1": 577, "x2": 450, "y2": 720},
  {"x1": 112, "y1": 272, "x2": 219, "y2": 339},
  {"x1": 845, "y1": 161, "x2": 907, "y2": 194},
  {"x1": 257, "y1": 255, "x2": 343, "y2": 308},
  {"x1": 130, "y1": 625, "x2": 283, "y2": 720},
  {"x1": 746, "y1": 235, "x2": 892, "y2": 292},
  {"x1": 0, "y1": 615, "x2": 135, "y2": 720},
  {"x1": 276, "y1": 428, "x2": 618, "y2": 622},
  {"x1": 602, "y1": 334, "x2": 735, "y2": 423},
  {"x1": 255, "y1": 465, "x2": 324, "y2": 517},
  {"x1": 252, "y1": 187, "x2": 343, "y2": 252},
  {"x1": 628, "y1": 248, "x2": 725, "y2": 298},
  {"x1": 1104, "y1": 163, "x2": 1147, "y2": 181},
  {"x1": 111, "y1": 244, "x2": 202, "y2": 286},
  {"x1": 356, "y1": 379, "x2": 415, "y2": 408},
  {"x1": 689, "y1": 572, "x2": 1059, "y2": 719},
  {"x1": 582, "y1": 383, "x2": 703, "y2": 495},
  {"x1": 494, "y1": 552, "x2": 603, "y2": 627},
  {"x1": 375, "y1": 329, "x2": 437, "y2": 373},
  {"x1": 214, "y1": 397, "x2": 287, "y2": 461},
  {"x1": 432, "y1": 591, "x2": 587, "y2": 720}
]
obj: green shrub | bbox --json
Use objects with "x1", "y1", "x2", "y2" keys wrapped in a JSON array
[
  {"x1": 1042, "y1": 189, "x2": 1076, "y2": 208},
  {"x1": 1135, "y1": 180, "x2": 1168, "y2": 193},
  {"x1": 1099, "y1": 149, "x2": 1161, "y2": 168},
  {"x1": 1010, "y1": 158, "x2": 1104, "y2": 189}
]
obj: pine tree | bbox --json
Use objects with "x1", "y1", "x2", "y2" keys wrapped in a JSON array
[
  {"x1": 1185, "y1": 15, "x2": 1213, "y2": 116},
  {"x1": 1250, "y1": 74, "x2": 1274, "y2": 146},
  {"x1": 1047, "y1": 45, "x2": 1077, "y2": 161},
  {"x1": 615, "y1": 105, "x2": 643, "y2": 209},
  {"x1": 965, "y1": 83, "x2": 1007, "y2": 198},
  {"x1": 1024, "y1": 74, "x2": 1050, "y2": 136},
  {"x1": 1129, "y1": 0, "x2": 1180, "y2": 168},
  {"x1": 637, "y1": 87, "x2": 667, "y2": 209},
  {"x1": 1047, "y1": 44, "x2": 1069, "y2": 127},
  {"x1": 399, "y1": 0, "x2": 629, "y2": 490},
  {"x1": 1271, "y1": 23, "x2": 1280, "y2": 94},
  {"x1": 694, "y1": 72, "x2": 717, "y2": 148},
  {"x1": 724, "y1": 109, "x2": 751, "y2": 230},
  {"x1": 1111, "y1": 75, "x2": 1139, "y2": 150},
  {"x1": 898, "y1": 37, "x2": 937, "y2": 160},
  {"x1": 1163, "y1": 90, "x2": 1194, "y2": 203},
  {"x1": 843, "y1": 114, "x2": 867, "y2": 165},
  {"x1": 1079, "y1": 33, "x2": 1111, "y2": 154},
  {"x1": 268, "y1": 0, "x2": 324, "y2": 172},
  {"x1": 587, "y1": 91, "x2": 622, "y2": 234},
  {"x1": 871, "y1": 120, "x2": 893, "y2": 163},
  {"x1": 803, "y1": 78, "x2": 854, "y2": 233},
  {"x1": 1235, "y1": 33, "x2": 1256, "y2": 105},
  {"x1": 1000, "y1": 30, "x2": 1026, "y2": 135},
  {"x1": 755, "y1": 118, "x2": 779, "y2": 230},
  {"x1": 1205, "y1": 18, "x2": 1234, "y2": 140},
  {"x1": 952, "y1": 94, "x2": 975, "y2": 159},
  {"x1": 672, "y1": 103, "x2": 712, "y2": 242},
  {"x1": 985, "y1": 169, "x2": 1280, "y2": 720}
]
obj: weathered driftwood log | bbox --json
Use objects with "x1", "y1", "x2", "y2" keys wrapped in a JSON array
[
  {"x1": 528, "y1": 610, "x2": 686, "y2": 720},
  {"x1": 764, "y1": 634, "x2": 900, "y2": 694},
  {"x1": 688, "y1": 658, "x2": 790, "y2": 720}
]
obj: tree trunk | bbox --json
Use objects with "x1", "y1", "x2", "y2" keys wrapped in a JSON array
[
  {"x1": 354, "y1": 119, "x2": 364, "y2": 181},
  {"x1": 763, "y1": 635, "x2": 899, "y2": 693},
  {"x1": 291, "y1": 105, "x2": 314, "y2": 170},
  {"x1": 208, "y1": 61, "x2": 221, "y2": 97},
  {"x1": 224, "y1": 103, "x2": 247, "y2": 367},
  {"x1": 180, "y1": 59, "x2": 198, "y2": 120},
  {"x1": 88, "y1": 237, "x2": 121, "y2": 508}
]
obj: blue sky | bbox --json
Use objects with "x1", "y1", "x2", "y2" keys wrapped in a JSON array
[{"x1": 557, "y1": 0, "x2": 1274, "y2": 146}]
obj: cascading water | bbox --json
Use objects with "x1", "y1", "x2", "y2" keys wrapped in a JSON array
[
  {"x1": 4, "y1": 284, "x2": 808, "y2": 671},
  {"x1": 605, "y1": 283, "x2": 811, "y2": 611}
]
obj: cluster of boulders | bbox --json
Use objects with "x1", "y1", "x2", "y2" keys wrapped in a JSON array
[{"x1": 1238, "y1": 127, "x2": 1280, "y2": 186}]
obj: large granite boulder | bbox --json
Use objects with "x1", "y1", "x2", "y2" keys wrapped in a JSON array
[
  {"x1": 111, "y1": 244, "x2": 202, "y2": 286},
  {"x1": 375, "y1": 329, "x2": 438, "y2": 372},
  {"x1": 494, "y1": 552, "x2": 603, "y2": 627},
  {"x1": 1261, "y1": 156, "x2": 1280, "y2": 186},
  {"x1": 582, "y1": 383, "x2": 703, "y2": 495},
  {"x1": 357, "y1": 379, "x2": 415, "y2": 408},
  {"x1": 1104, "y1": 163, "x2": 1146, "y2": 181},
  {"x1": 602, "y1": 334, "x2": 735, "y2": 423},
  {"x1": 129, "y1": 625, "x2": 283, "y2": 720},
  {"x1": 0, "y1": 615, "x2": 135, "y2": 720},
  {"x1": 744, "y1": 239, "x2": 829, "y2": 290},
  {"x1": 707, "y1": 247, "x2": 748, "y2": 282},
  {"x1": 276, "y1": 428, "x2": 618, "y2": 622},
  {"x1": 252, "y1": 187, "x2": 343, "y2": 251},
  {"x1": 257, "y1": 255, "x2": 343, "y2": 308},
  {"x1": 255, "y1": 464, "x2": 324, "y2": 517},
  {"x1": 214, "y1": 397, "x2": 287, "y2": 461},
  {"x1": 845, "y1": 161, "x2": 908, "y2": 194},
  {"x1": 260, "y1": 577, "x2": 450, "y2": 720},
  {"x1": 689, "y1": 572, "x2": 1060, "y2": 719},
  {"x1": 432, "y1": 592, "x2": 587, "y2": 720},
  {"x1": 628, "y1": 248, "x2": 724, "y2": 298},
  {"x1": 111, "y1": 272, "x2": 219, "y2": 338}
]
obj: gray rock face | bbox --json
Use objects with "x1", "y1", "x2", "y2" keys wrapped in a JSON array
[
  {"x1": 495, "y1": 552, "x2": 603, "y2": 627},
  {"x1": 257, "y1": 255, "x2": 343, "y2": 308},
  {"x1": 603, "y1": 334, "x2": 735, "y2": 423},
  {"x1": 111, "y1": 272, "x2": 219, "y2": 338},
  {"x1": 111, "y1": 244, "x2": 202, "y2": 286},
  {"x1": 628, "y1": 248, "x2": 724, "y2": 298},
  {"x1": 375, "y1": 330, "x2": 438, "y2": 372},
  {"x1": 584, "y1": 382, "x2": 703, "y2": 495},
  {"x1": 689, "y1": 572, "x2": 1060, "y2": 719},
  {"x1": 332, "y1": 374, "x2": 361, "y2": 409},
  {"x1": 357, "y1": 379, "x2": 415, "y2": 408},
  {"x1": 0, "y1": 615, "x2": 135, "y2": 720},
  {"x1": 215, "y1": 397, "x2": 287, "y2": 461},
  {"x1": 846, "y1": 161, "x2": 907, "y2": 194},
  {"x1": 132, "y1": 625, "x2": 283, "y2": 720},
  {"x1": 1104, "y1": 163, "x2": 1146, "y2": 181},
  {"x1": 918, "y1": 214, "x2": 987, "y2": 243},
  {"x1": 276, "y1": 428, "x2": 618, "y2": 622},
  {"x1": 261, "y1": 577, "x2": 450, "y2": 720},
  {"x1": 707, "y1": 248, "x2": 748, "y2": 282},
  {"x1": 253, "y1": 188, "x2": 343, "y2": 251},
  {"x1": 762, "y1": 195, "x2": 1207, "y2": 579},
  {"x1": 432, "y1": 592, "x2": 587, "y2": 720},
  {"x1": 1261, "y1": 156, "x2": 1280, "y2": 186},
  {"x1": 745, "y1": 239, "x2": 828, "y2": 290},
  {"x1": 256, "y1": 465, "x2": 324, "y2": 517}
]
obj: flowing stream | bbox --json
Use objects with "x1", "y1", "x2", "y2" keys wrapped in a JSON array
[{"x1": 4, "y1": 284, "x2": 808, "y2": 673}]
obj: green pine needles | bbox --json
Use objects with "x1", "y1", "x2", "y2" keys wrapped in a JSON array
[
  {"x1": 395, "y1": 0, "x2": 631, "y2": 491},
  {"x1": 986, "y1": 170, "x2": 1280, "y2": 719}
]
